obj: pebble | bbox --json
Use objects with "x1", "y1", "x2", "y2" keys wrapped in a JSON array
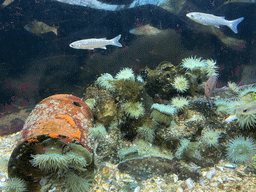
[
  {"x1": 225, "y1": 163, "x2": 237, "y2": 169},
  {"x1": 185, "y1": 178, "x2": 194, "y2": 189},
  {"x1": 206, "y1": 167, "x2": 216, "y2": 180}
]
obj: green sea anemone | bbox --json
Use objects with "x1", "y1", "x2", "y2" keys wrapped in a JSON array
[
  {"x1": 90, "y1": 123, "x2": 107, "y2": 139},
  {"x1": 227, "y1": 82, "x2": 239, "y2": 93},
  {"x1": 3, "y1": 177, "x2": 27, "y2": 192},
  {"x1": 236, "y1": 101, "x2": 256, "y2": 129},
  {"x1": 151, "y1": 103, "x2": 176, "y2": 115},
  {"x1": 175, "y1": 138, "x2": 190, "y2": 158},
  {"x1": 115, "y1": 68, "x2": 135, "y2": 81},
  {"x1": 137, "y1": 125, "x2": 155, "y2": 143},
  {"x1": 236, "y1": 113, "x2": 256, "y2": 129},
  {"x1": 171, "y1": 96, "x2": 190, "y2": 111},
  {"x1": 200, "y1": 129, "x2": 221, "y2": 147},
  {"x1": 121, "y1": 102, "x2": 145, "y2": 119},
  {"x1": 65, "y1": 143, "x2": 93, "y2": 167},
  {"x1": 65, "y1": 172, "x2": 92, "y2": 192},
  {"x1": 31, "y1": 154, "x2": 68, "y2": 172},
  {"x1": 95, "y1": 73, "x2": 116, "y2": 91},
  {"x1": 30, "y1": 138, "x2": 69, "y2": 172},
  {"x1": 204, "y1": 59, "x2": 218, "y2": 77},
  {"x1": 181, "y1": 56, "x2": 206, "y2": 71},
  {"x1": 172, "y1": 76, "x2": 189, "y2": 93},
  {"x1": 150, "y1": 103, "x2": 176, "y2": 126},
  {"x1": 65, "y1": 153, "x2": 88, "y2": 172},
  {"x1": 226, "y1": 136, "x2": 256, "y2": 163},
  {"x1": 238, "y1": 86, "x2": 256, "y2": 98}
]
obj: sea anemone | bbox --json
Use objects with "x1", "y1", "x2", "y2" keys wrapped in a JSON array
[
  {"x1": 171, "y1": 96, "x2": 190, "y2": 111},
  {"x1": 181, "y1": 56, "x2": 206, "y2": 71},
  {"x1": 65, "y1": 172, "x2": 92, "y2": 192},
  {"x1": 115, "y1": 68, "x2": 135, "y2": 81},
  {"x1": 151, "y1": 103, "x2": 176, "y2": 115},
  {"x1": 118, "y1": 145, "x2": 139, "y2": 161},
  {"x1": 3, "y1": 177, "x2": 27, "y2": 192},
  {"x1": 95, "y1": 73, "x2": 116, "y2": 91},
  {"x1": 227, "y1": 82, "x2": 239, "y2": 93},
  {"x1": 65, "y1": 143, "x2": 92, "y2": 166},
  {"x1": 236, "y1": 113, "x2": 256, "y2": 129},
  {"x1": 150, "y1": 104, "x2": 176, "y2": 125},
  {"x1": 226, "y1": 136, "x2": 256, "y2": 163},
  {"x1": 238, "y1": 86, "x2": 256, "y2": 98},
  {"x1": 31, "y1": 154, "x2": 68, "y2": 172},
  {"x1": 200, "y1": 128, "x2": 221, "y2": 147},
  {"x1": 136, "y1": 75, "x2": 144, "y2": 83},
  {"x1": 203, "y1": 59, "x2": 218, "y2": 77},
  {"x1": 122, "y1": 102, "x2": 145, "y2": 119},
  {"x1": 90, "y1": 123, "x2": 107, "y2": 139},
  {"x1": 137, "y1": 125, "x2": 155, "y2": 143},
  {"x1": 175, "y1": 138, "x2": 190, "y2": 158},
  {"x1": 172, "y1": 76, "x2": 189, "y2": 93},
  {"x1": 214, "y1": 98, "x2": 230, "y2": 112},
  {"x1": 65, "y1": 153, "x2": 88, "y2": 172}
]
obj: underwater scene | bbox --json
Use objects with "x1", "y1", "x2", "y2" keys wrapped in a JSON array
[{"x1": 0, "y1": 0, "x2": 256, "y2": 191}]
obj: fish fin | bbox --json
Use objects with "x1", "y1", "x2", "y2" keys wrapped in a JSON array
[
  {"x1": 100, "y1": 46, "x2": 107, "y2": 49},
  {"x1": 228, "y1": 17, "x2": 244, "y2": 33},
  {"x1": 215, "y1": 25, "x2": 220, "y2": 28},
  {"x1": 129, "y1": 29, "x2": 135, "y2": 34},
  {"x1": 111, "y1": 34, "x2": 122, "y2": 47},
  {"x1": 52, "y1": 26, "x2": 59, "y2": 36}
]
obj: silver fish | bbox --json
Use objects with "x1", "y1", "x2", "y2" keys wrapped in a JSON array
[
  {"x1": 69, "y1": 34, "x2": 122, "y2": 50},
  {"x1": 186, "y1": 12, "x2": 244, "y2": 33},
  {"x1": 236, "y1": 100, "x2": 256, "y2": 115}
]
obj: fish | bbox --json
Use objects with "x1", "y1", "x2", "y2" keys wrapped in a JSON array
[
  {"x1": 24, "y1": 20, "x2": 59, "y2": 36},
  {"x1": 129, "y1": 24, "x2": 167, "y2": 36},
  {"x1": 53, "y1": 0, "x2": 185, "y2": 14},
  {"x1": 0, "y1": 0, "x2": 15, "y2": 8},
  {"x1": 69, "y1": 34, "x2": 122, "y2": 50},
  {"x1": 223, "y1": 115, "x2": 237, "y2": 123},
  {"x1": 236, "y1": 100, "x2": 256, "y2": 115},
  {"x1": 186, "y1": 12, "x2": 244, "y2": 33},
  {"x1": 205, "y1": 75, "x2": 218, "y2": 107}
]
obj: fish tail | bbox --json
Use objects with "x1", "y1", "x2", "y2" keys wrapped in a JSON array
[
  {"x1": 111, "y1": 34, "x2": 122, "y2": 47},
  {"x1": 228, "y1": 17, "x2": 244, "y2": 33},
  {"x1": 52, "y1": 26, "x2": 59, "y2": 36}
]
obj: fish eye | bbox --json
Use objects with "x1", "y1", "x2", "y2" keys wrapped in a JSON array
[
  {"x1": 191, "y1": 15, "x2": 194, "y2": 18},
  {"x1": 243, "y1": 109, "x2": 248, "y2": 113}
]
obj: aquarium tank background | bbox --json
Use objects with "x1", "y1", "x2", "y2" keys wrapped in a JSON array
[{"x1": 0, "y1": 0, "x2": 256, "y2": 191}]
